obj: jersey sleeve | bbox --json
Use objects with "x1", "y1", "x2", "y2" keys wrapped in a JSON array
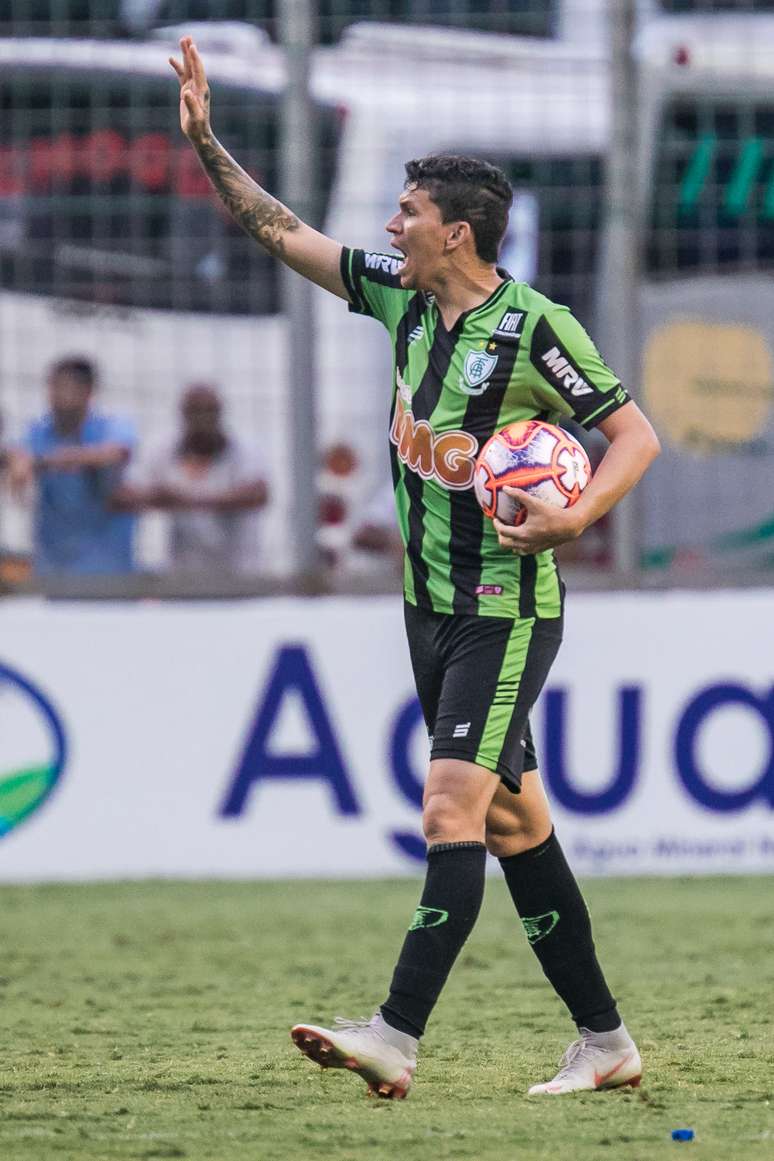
[
  {"x1": 526, "y1": 307, "x2": 631, "y2": 430},
  {"x1": 340, "y1": 247, "x2": 412, "y2": 334}
]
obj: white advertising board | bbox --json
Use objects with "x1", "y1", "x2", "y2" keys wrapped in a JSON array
[{"x1": 0, "y1": 591, "x2": 772, "y2": 881}]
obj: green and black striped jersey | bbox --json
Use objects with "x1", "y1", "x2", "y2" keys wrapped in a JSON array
[{"x1": 340, "y1": 247, "x2": 630, "y2": 619}]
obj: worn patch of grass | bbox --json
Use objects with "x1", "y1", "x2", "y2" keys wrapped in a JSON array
[{"x1": 0, "y1": 877, "x2": 772, "y2": 1160}]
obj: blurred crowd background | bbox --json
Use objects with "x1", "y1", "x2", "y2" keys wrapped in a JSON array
[{"x1": 1, "y1": 0, "x2": 773, "y2": 596}]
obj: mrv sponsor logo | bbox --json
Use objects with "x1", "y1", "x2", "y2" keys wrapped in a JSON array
[
  {"x1": 0, "y1": 662, "x2": 67, "y2": 838},
  {"x1": 364, "y1": 252, "x2": 404, "y2": 276},
  {"x1": 541, "y1": 347, "x2": 594, "y2": 397}
]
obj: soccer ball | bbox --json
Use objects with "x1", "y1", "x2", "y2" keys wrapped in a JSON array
[{"x1": 474, "y1": 420, "x2": 591, "y2": 526}]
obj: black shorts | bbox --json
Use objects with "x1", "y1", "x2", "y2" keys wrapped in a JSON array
[{"x1": 404, "y1": 600, "x2": 563, "y2": 794}]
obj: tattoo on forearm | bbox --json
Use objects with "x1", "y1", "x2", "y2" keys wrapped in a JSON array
[{"x1": 195, "y1": 136, "x2": 300, "y2": 255}]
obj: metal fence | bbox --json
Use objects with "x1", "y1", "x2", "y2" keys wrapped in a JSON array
[
  {"x1": 0, "y1": 1, "x2": 560, "y2": 41},
  {"x1": 1, "y1": 1, "x2": 773, "y2": 594}
]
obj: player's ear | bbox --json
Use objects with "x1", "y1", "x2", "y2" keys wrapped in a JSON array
[{"x1": 444, "y1": 220, "x2": 470, "y2": 253}]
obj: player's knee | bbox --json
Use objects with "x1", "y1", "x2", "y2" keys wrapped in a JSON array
[
  {"x1": 485, "y1": 827, "x2": 524, "y2": 858},
  {"x1": 484, "y1": 827, "x2": 511, "y2": 858},
  {"x1": 422, "y1": 791, "x2": 474, "y2": 845},
  {"x1": 484, "y1": 814, "x2": 551, "y2": 858}
]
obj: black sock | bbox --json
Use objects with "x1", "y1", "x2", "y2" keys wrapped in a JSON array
[
  {"x1": 499, "y1": 830, "x2": 620, "y2": 1033},
  {"x1": 381, "y1": 841, "x2": 487, "y2": 1038}
]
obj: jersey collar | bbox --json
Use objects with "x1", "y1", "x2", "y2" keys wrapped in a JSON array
[{"x1": 426, "y1": 268, "x2": 513, "y2": 334}]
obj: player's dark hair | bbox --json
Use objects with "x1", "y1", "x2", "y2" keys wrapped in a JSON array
[
  {"x1": 49, "y1": 356, "x2": 97, "y2": 389},
  {"x1": 404, "y1": 155, "x2": 513, "y2": 264}
]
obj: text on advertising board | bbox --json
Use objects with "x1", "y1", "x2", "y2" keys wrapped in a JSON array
[{"x1": 220, "y1": 647, "x2": 774, "y2": 861}]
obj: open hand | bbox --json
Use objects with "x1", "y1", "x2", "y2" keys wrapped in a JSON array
[
  {"x1": 169, "y1": 37, "x2": 212, "y2": 145},
  {"x1": 493, "y1": 487, "x2": 583, "y2": 556}
]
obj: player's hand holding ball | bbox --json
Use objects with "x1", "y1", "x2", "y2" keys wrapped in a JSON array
[
  {"x1": 473, "y1": 420, "x2": 591, "y2": 555},
  {"x1": 169, "y1": 37, "x2": 212, "y2": 145},
  {"x1": 494, "y1": 487, "x2": 583, "y2": 556}
]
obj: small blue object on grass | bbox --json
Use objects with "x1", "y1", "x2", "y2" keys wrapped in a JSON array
[{"x1": 671, "y1": 1129, "x2": 695, "y2": 1142}]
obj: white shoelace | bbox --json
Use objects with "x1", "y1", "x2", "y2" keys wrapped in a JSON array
[
  {"x1": 553, "y1": 1036, "x2": 601, "y2": 1078},
  {"x1": 333, "y1": 1016, "x2": 374, "y2": 1033}
]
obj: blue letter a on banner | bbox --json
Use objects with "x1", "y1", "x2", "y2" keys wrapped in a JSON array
[{"x1": 219, "y1": 645, "x2": 360, "y2": 817}]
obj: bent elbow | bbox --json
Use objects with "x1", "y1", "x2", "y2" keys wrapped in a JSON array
[{"x1": 637, "y1": 415, "x2": 661, "y2": 465}]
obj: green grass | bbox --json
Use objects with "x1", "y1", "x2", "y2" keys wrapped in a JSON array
[{"x1": 0, "y1": 877, "x2": 772, "y2": 1161}]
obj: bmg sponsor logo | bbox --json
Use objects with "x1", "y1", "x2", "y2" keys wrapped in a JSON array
[{"x1": 0, "y1": 662, "x2": 67, "y2": 838}]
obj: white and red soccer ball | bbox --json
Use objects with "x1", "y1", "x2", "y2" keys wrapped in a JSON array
[{"x1": 474, "y1": 420, "x2": 591, "y2": 526}]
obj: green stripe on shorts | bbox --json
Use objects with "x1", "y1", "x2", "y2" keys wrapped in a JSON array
[{"x1": 474, "y1": 616, "x2": 535, "y2": 769}]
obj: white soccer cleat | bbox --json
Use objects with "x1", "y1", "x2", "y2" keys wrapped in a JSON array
[
  {"x1": 528, "y1": 1025, "x2": 642, "y2": 1095},
  {"x1": 291, "y1": 1013, "x2": 417, "y2": 1100}
]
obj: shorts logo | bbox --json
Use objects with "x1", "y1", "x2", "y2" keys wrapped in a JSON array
[
  {"x1": 460, "y1": 349, "x2": 499, "y2": 395},
  {"x1": 453, "y1": 722, "x2": 471, "y2": 739}
]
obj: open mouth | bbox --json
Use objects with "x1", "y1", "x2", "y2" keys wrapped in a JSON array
[{"x1": 389, "y1": 241, "x2": 409, "y2": 280}]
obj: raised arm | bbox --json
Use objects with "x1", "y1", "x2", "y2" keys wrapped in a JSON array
[{"x1": 170, "y1": 36, "x2": 348, "y2": 299}]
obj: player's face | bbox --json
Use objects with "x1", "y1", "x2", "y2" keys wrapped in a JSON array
[{"x1": 386, "y1": 187, "x2": 450, "y2": 289}]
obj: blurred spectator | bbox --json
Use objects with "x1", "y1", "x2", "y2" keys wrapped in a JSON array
[
  {"x1": 117, "y1": 384, "x2": 267, "y2": 574},
  {"x1": 8, "y1": 357, "x2": 136, "y2": 576},
  {"x1": 0, "y1": 410, "x2": 7, "y2": 477},
  {"x1": 352, "y1": 478, "x2": 403, "y2": 571},
  {"x1": 0, "y1": 411, "x2": 16, "y2": 589},
  {"x1": 317, "y1": 442, "x2": 359, "y2": 568}
]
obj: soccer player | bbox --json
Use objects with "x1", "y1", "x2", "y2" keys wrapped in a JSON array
[{"x1": 171, "y1": 37, "x2": 661, "y2": 1099}]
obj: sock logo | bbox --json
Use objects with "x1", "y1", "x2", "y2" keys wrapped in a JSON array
[
  {"x1": 408, "y1": 906, "x2": 449, "y2": 931},
  {"x1": 521, "y1": 910, "x2": 560, "y2": 944}
]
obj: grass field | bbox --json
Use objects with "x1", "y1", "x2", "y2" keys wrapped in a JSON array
[{"x1": 0, "y1": 876, "x2": 772, "y2": 1161}]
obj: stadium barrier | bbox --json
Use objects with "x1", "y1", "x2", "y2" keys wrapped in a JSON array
[{"x1": 0, "y1": 589, "x2": 772, "y2": 881}]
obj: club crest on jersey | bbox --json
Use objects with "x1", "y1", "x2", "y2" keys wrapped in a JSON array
[{"x1": 460, "y1": 349, "x2": 498, "y2": 395}]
